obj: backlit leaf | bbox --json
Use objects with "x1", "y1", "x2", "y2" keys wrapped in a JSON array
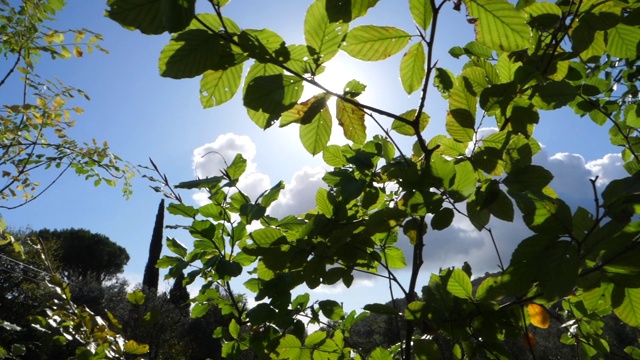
[
  {"x1": 607, "y1": 24, "x2": 640, "y2": 59},
  {"x1": 383, "y1": 246, "x2": 407, "y2": 269},
  {"x1": 159, "y1": 21, "x2": 242, "y2": 79},
  {"x1": 305, "y1": 0, "x2": 349, "y2": 66},
  {"x1": 127, "y1": 290, "x2": 146, "y2": 305},
  {"x1": 392, "y1": 109, "x2": 429, "y2": 136},
  {"x1": 336, "y1": 99, "x2": 366, "y2": 144},
  {"x1": 400, "y1": 42, "x2": 426, "y2": 95},
  {"x1": 446, "y1": 75, "x2": 477, "y2": 143},
  {"x1": 300, "y1": 106, "x2": 332, "y2": 155},
  {"x1": 200, "y1": 63, "x2": 243, "y2": 108},
  {"x1": 282, "y1": 93, "x2": 330, "y2": 127},
  {"x1": 318, "y1": 300, "x2": 345, "y2": 320},
  {"x1": 527, "y1": 303, "x2": 550, "y2": 328},
  {"x1": 244, "y1": 63, "x2": 304, "y2": 129},
  {"x1": 124, "y1": 340, "x2": 149, "y2": 355},
  {"x1": 343, "y1": 25, "x2": 411, "y2": 61},
  {"x1": 250, "y1": 227, "x2": 285, "y2": 247},
  {"x1": 464, "y1": 0, "x2": 531, "y2": 51},
  {"x1": 410, "y1": 0, "x2": 433, "y2": 30},
  {"x1": 447, "y1": 268, "x2": 473, "y2": 299},
  {"x1": 166, "y1": 237, "x2": 187, "y2": 258},
  {"x1": 614, "y1": 287, "x2": 640, "y2": 327}
]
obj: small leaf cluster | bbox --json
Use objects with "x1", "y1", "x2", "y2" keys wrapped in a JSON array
[{"x1": 0, "y1": 0, "x2": 134, "y2": 210}]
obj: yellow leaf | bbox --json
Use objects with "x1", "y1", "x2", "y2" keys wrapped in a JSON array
[
  {"x1": 124, "y1": 340, "x2": 149, "y2": 355},
  {"x1": 74, "y1": 46, "x2": 83, "y2": 57},
  {"x1": 527, "y1": 303, "x2": 550, "y2": 329},
  {"x1": 53, "y1": 97, "x2": 66, "y2": 110}
]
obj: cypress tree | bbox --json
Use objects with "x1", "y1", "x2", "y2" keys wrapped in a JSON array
[
  {"x1": 169, "y1": 271, "x2": 190, "y2": 317},
  {"x1": 142, "y1": 199, "x2": 164, "y2": 293}
]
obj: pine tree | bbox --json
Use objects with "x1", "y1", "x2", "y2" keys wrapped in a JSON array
[{"x1": 142, "y1": 199, "x2": 164, "y2": 293}]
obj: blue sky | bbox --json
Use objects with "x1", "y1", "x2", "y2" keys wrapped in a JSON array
[{"x1": 2, "y1": 0, "x2": 626, "y2": 312}]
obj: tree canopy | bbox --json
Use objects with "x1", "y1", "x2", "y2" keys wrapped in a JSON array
[
  {"x1": 103, "y1": 0, "x2": 640, "y2": 359},
  {"x1": 36, "y1": 228, "x2": 130, "y2": 282}
]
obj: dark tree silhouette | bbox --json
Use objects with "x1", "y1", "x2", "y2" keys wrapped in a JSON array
[
  {"x1": 36, "y1": 228, "x2": 129, "y2": 282},
  {"x1": 169, "y1": 271, "x2": 190, "y2": 317},
  {"x1": 143, "y1": 199, "x2": 165, "y2": 292}
]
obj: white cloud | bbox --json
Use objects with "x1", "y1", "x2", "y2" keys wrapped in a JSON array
[
  {"x1": 268, "y1": 166, "x2": 327, "y2": 218},
  {"x1": 586, "y1": 153, "x2": 626, "y2": 186},
  {"x1": 191, "y1": 133, "x2": 270, "y2": 205}
]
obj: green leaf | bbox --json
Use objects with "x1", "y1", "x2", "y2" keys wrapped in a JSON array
[
  {"x1": 342, "y1": 25, "x2": 411, "y2": 61},
  {"x1": 449, "y1": 160, "x2": 476, "y2": 202},
  {"x1": 124, "y1": 340, "x2": 149, "y2": 355},
  {"x1": 414, "y1": 339, "x2": 443, "y2": 360},
  {"x1": 431, "y1": 207, "x2": 454, "y2": 230},
  {"x1": 227, "y1": 154, "x2": 247, "y2": 180},
  {"x1": 410, "y1": 0, "x2": 433, "y2": 30},
  {"x1": 392, "y1": 109, "x2": 429, "y2": 136},
  {"x1": 316, "y1": 188, "x2": 334, "y2": 216},
  {"x1": 323, "y1": 145, "x2": 348, "y2": 167},
  {"x1": 281, "y1": 93, "x2": 330, "y2": 127},
  {"x1": 244, "y1": 63, "x2": 304, "y2": 129},
  {"x1": 127, "y1": 290, "x2": 146, "y2": 305},
  {"x1": 336, "y1": 99, "x2": 366, "y2": 144},
  {"x1": 464, "y1": 0, "x2": 531, "y2": 51},
  {"x1": 446, "y1": 75, "x2": 477, "y2": 143},
  {"x1": 305, "y1": 330, "x2": 327, "y2": 347},
  {"x1": 228, "y1": 319, "x2": 240, "y2": 339},
  {"x1": 167, "y1": 203, "x2": 198, "y2": 218},
  {"x1": 318, "y1": 300, "x2": 345, "y2": 320},
  {"x1": 156, "y1": 255, "x2": 183, "y2": 268},
  {"x1": 251, "y1": 227, "x2": 285, "y2": 247},
  {"x1": 300, "y1": 106, "x2": 332, "y2": 155},
  {"x1": 400, "y1": 42, "x2": 426, "y2": 95},
  {"x1": 614, "y1": 287, "x2": 640, "y2": 327},
  {"x1": 325, "y1": 0, "x2": 380, "y2": 23},
  {"x1": 159, "y1": 28, "x2": 239, "y2": 79},
  {"x1": 511, "y1": 191, "x2": 572, "y2": 235},
  {"x1": 278, "y1": 334, "x2": 306, "y2": 360},
  {"x1": 369, "y1": 347, "x2": 393, "y2": 360},
  {"x1": 364, "y1": 303, "x2": 399, "y2": 315},
  {"x1": 607, "y1": 24, "x2": 640, "y2": 59},
  {"x1": 531, "y1": 80, "x2": 578, "y2": 110},
  {"x1": 238, "y1": 29, "x2": 289, "y2": 64},
  {"x1": 10, "y1": 344, "x2": 26, "y2": 356},
  {"x1": 503, "y1": 165, "x2": 553, "y2": 192},
  {"x1": 447, "y1": 268, "x2": 473, "y2": 299},
  {"x1": 161, "y1": 0, "x2": 195, "y2": 33},
  {"x1": 343, "y1": 79, "x2": 367, "y2": 98},
  {"x1": 524, "y1": 2, "x2": 562, "y2": 30},
  {"x1": 305, "y1": 0, "x2": 349, "y2": 66},
  {"x1": 434, "y1": 67, "x2": 455, "y2": 99},
  {"x1": 106, "y1": 0, "x2": 165, "y2": 35},
  {"x1": 167, "y1": 237, "x2": 188, "y2": 258},
  {"x1": 191, "y1": 303, "x2": 210, "y2": 318},
  {"x1": 260, "y1": 181, "x2": 285, "y2": 208},
  {"x1": 200, "y1": 63, "x2": 243, "y2": 108},
  {"x1": 383, "y1": 246, "x2": 407, "y2": 269}
]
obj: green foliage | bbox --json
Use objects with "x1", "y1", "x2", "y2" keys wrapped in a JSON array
[
  {"x1": 100, "y1": 0, "x2": 640, "y2": 358},
  {"x1": 0, "y1": 0, "x2": 134, "y2": 210}
]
